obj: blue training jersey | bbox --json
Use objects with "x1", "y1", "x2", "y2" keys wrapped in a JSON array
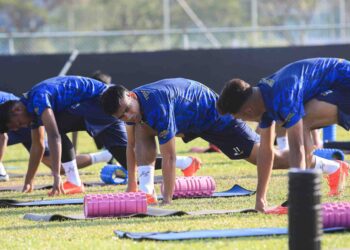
[
  {"x1": 258, "y1": 58, "x2": 350, "y2": 128},
  {"x1": 132, "y1": 78, "x2": 237, "y2": 144},
  {"x1": 0, "y1": 91, "x2": 19, "y2": 104},
  {"x1": 20, "y1": 76, "x2": 107, "y2": 118}
]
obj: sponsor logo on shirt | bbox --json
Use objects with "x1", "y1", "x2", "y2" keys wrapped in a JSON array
[
  {"x1": 281, "y1": 112, "x2": 295, "y2": 126},
  {"x1": 320, "y1": 90, "x2": 333, "y2": 96},
  {"x1": 260, "y1": 78, "x2": 275, "y2": 87},
  {"x1": 233, "y1": 147, "x2": 244, "y2": 156},
  {"x1": 141, "y1": 90, "x2": 150, "y2": 101},
  {"x1": 159, "y1": 130, "x2": 169, "y2": 139},
  {"x1": 70, "y1": 103, "x2": 80, "y2": 109}
]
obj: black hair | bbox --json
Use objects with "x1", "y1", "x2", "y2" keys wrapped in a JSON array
[
  {"x1": 101, "y1": 84, "x2": 129, "y2": 115},
  {"x1": 91, "y1": 70, "x2": 112, "y2": 84},
  {"x1": 0, "y1": 100, "x2": 18, "y2": 133},
  {"x1": 217, "y1": 78, "x2": 253, "y2": 115}
]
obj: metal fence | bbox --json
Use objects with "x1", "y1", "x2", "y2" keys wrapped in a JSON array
[
  {"x1": 0, "y1": 0, "x2": 349, "y2": 55},
  {"x1": 1, "y1": 23, "x2": 349, "y2": 55}
]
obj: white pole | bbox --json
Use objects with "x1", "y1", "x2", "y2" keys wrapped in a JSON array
[{"x1": 58, "y1": 49, "x2": 79, "y2": 76}]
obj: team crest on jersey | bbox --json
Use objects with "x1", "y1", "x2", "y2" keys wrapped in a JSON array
[
  {"x1": 260, "y1": 78, "x2": 275, "y2": 86},
  {"x1": 282, "y1": 112, "x2": 295, "y2": 126},
  {"x1": 320, "y1": 90, "x2": 333, "y2": 96},
  {"x1": 141, "y1": 90, "x2": 150, "y2": 100},
  {"x1": 34, "y1": 107, "x2": 39, "y2": 114},
  {"x1": 159, "y1": 130, "x2": 169, "y2": 138}
]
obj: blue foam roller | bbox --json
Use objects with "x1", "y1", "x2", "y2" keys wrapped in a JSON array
[
  {"x1": 100, "y1": 165, "x2": 128, "y2": 185},
  {"x1": 323, "y1": 125, "x2": 336, "y2": 142},
  {"x1": 313, "y1": 148, "x2": 344, "y2": 161}
]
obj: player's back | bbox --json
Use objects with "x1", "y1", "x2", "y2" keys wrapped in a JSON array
[
  {"x1": 133, "y1": 78, "x2": 230, "y2": 133},
  {"x1": 0, "y1": 91, "x2": 18, "y2": 104},
  {"x1": 22, "y1": 76, "x2": 106, "y2": 115},
  {"x1": 261, "y1": 58, "x2": 347, "y2": 102}
]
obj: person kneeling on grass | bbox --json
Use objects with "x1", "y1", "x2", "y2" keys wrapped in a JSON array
[
  {"x1": 217, "y1": 57, "x2": 350, "y2": 212},
  {"x1": 100, "y1": 78, "x2": 295, "y2": 205}
]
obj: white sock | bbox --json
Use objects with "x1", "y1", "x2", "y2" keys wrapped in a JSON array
[
  {"x1": 0, "y1": 162, "x2": 7, "y2": 175},
  {"x1": 277, "y1": 136, "x2": 289, "y2": 151},
  {"x1": 89, "y1": 150, "x2": 113, "y2": 164},
  {"x1": 138, "y1": 165, "x2": 154, "y2": 194},
  {"x1": 62, "y1": 159, "x2": 82, "y2": 186},
  {"x1": 176, "y1": 156, "x2": 193, "y2": 170},
  {"x1": 314, "y1": 155, "x2": 340, "y2": 174}
]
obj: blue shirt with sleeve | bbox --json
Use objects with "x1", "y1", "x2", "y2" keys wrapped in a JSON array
[
  {"x1": 258, "y1": 58, "x2": 350, "y2": 128},
  {"x1": 0, "y1": 91, "x2": 19, "y2": 103},
  {"x1": 131, "y1": 78, "x2": 241, "y2": 145}
]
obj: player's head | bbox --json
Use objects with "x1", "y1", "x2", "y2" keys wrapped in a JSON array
[
  {"x1": 0, "y1": 100, "x2": 32, "y2": 133},
  {"x1": 217, "y1": 78, "x2": 257, "y2": 121},
  {"x1": 101, "y1": 85, "x2": 142, "y2": 123},
  {"x1": 91, "y1": 70, "x2": 112, "y2": 84}
]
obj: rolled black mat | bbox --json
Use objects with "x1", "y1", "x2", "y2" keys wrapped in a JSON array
[
  {"x1": 0, "y1": 184, "x2": 255, "y2": 208},
  {"x1": 23, "y1": 207, "x2": 257, "y2": 222}
]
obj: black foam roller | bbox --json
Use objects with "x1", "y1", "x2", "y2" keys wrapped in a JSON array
[{"x1": 288, "y1": 168, "x2": 322, "y2": 250}]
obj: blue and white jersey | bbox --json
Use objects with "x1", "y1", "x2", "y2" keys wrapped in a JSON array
[
  {"x1": 20, "y1": 76, "x2": 107, "y2": 118},
  {"x1": 258, "y1": 58, "x2": 350, "y2": 128},
  {"x1": 0, "y1": 91, "x2": 19, "y2": 103},
  {"x1": 131, "y1": 78, "x2": 241, "y2": 144}
]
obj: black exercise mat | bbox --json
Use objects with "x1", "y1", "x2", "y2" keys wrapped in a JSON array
[
  {"x1": 114, "y1": 227, "x2": 350, "y2": 241},
  {"x1": 23, "y1": 207, "x2": 257, "y2": 221},
  {"x1": 0, "y1": 184, "x2": 254, "y2": 208}
]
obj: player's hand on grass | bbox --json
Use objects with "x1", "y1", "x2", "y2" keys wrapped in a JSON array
[
  {"x1": 126, "y1": 181, "x2": 138, "y2": 192},
  {"x1": 48, "y1": 175, "x2": 65, "y2": 196},
  {"x1": 22, "y1": 183, "x2": 33, "y2": 193},
  {"x1": 160, "y1": 197, "x2": 172, "y2": 206},
  {"x1": 255, "y1": 197, "x2": 268, "y2": 212}
]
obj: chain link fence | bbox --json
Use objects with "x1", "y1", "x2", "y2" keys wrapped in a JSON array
[{"x1": 0, "y1": 0, "x2": 349, "y2": 54}]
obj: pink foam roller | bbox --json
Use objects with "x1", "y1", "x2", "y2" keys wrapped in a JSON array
[
  {"x1": 84, "y1": 192, "x2": 147, "y2": 218},
  {"x1": 162, "y1": 176, "x2": 215, "y2": 198},
  {"x1": 322, "y1": 202, "x2": 350, "y2": 228}
]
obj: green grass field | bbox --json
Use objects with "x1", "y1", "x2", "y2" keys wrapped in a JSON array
[{"x1": 1, "y1": 126, "x2": 350, "y2": 250}]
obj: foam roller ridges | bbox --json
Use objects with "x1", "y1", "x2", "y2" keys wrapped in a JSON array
[
  {"x1": 166, "y1": 176, "x2": 216, "y2": 198},
  {"x1": 84, "y1": 192, "x2": 147, "y2": 218},
  {"x1": 100, "y1": 165, "x2": 128, "y2": 185},
  {"x1": 313, "y1": 148, "x2": 345, "y2": 161},
  {"x1": 323, "y1": 202, "x2": 350, "y2": 228}
]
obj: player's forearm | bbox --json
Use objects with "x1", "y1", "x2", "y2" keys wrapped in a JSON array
[
  {"x1": 161, "y1": 154, "x2": 176, "y2": 203},
  {"x1": 126, "y1": 144, "x2": 137, "y2": 185},
  {"x1": 25, "y1": 143, "x2": 45, "y2": 185},
  {"x1": 0, "y1": 133, "x2": 8, "y2": 162},
  {"x1": 256, "y1": 147, "x2": 274, "y2": 203},
  {"x1": 47, "y1": 134, "x2": 62, "y2": 178}
]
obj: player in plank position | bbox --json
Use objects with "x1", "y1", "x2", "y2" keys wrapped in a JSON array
[
  {"x1": 101, "y1": 78, "x2": 292, "y2": 204},
  {"x1": 217, "y1": 58, "x2": 350, "y2": 211}
]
